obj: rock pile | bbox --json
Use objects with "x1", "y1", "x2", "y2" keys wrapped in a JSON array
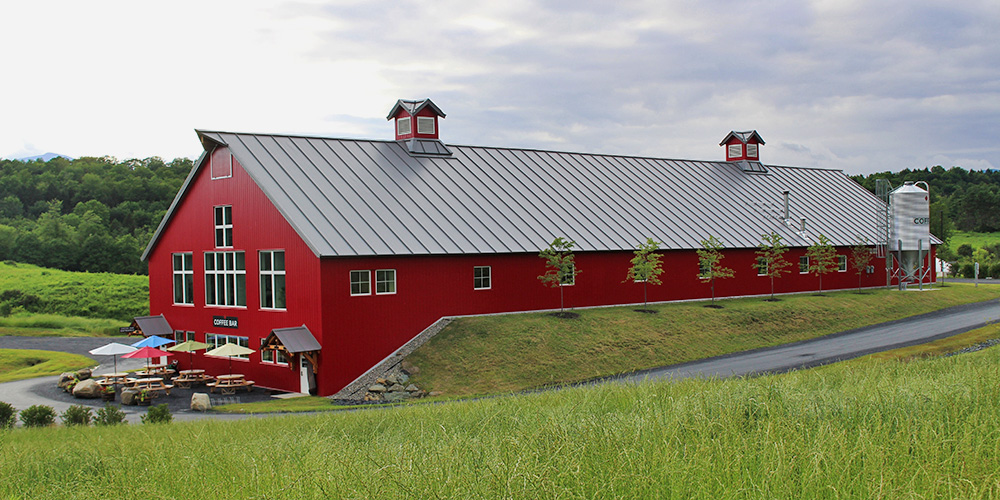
[{"x1": 363, "y1": 372, "x2": 426, "y2": 402}]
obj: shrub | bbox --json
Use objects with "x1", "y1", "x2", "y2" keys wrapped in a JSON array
[
  {"x1": 961, "y1": 263, "x2": 976, "y2": 278},
  {"x1": 0, "y1": 401, "x2": 16, "y2": 429},
  {"x1": 957, "y1": 244, "x2": 974, "y2": 257},
  {"x1": 990, "y1": 262, "x2": 1000, "y2": 279},
  {"x1": 141, "y1": 404, "x2": 172, "y2": 425},
  {"x1": 20, "y1": 405, "x2": 56, "y2": 428},
  {"x1": 60, "y1": 405, "x2": 93, "y2": 427},
  {"x1": 95, "y1": 404, "x2": 127, "y2": 426}
]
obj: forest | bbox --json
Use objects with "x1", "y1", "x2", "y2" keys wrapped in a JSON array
[
  {"x1": 0, "y1": 156, "x2": 190, "y2": 275},
  {"x1": 0, "y1": 156, "x2": 996, "y2": 276}
]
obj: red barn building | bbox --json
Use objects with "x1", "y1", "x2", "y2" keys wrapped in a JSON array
[{"x1": 141, "y1": 99, "x2": 936, "y2": 397}]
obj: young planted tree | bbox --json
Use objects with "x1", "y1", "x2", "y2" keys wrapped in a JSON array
[
  {"x1": 850, "y1": 236, "x2": 874, "y2": 293},
  {"x1": 697, "y1": 236, "x2": 734, "y2": 306},
  {"x1": 624, "y1": 238, "x2": 664, "y2": 310},
  {"x1": 755, "y1": 232, "x2": 792, "y2": 300},
  {"x1": 538, "y1": 237, "x2": 580, "y2": 315},
  {"x1": 806, "y1": 234, "x2": 838, "y2": 292}
]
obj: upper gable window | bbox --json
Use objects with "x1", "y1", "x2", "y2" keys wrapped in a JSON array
[
  {"x1": 728, "y1": 144, "x2": 742, "y2": 158},
  {"x1": 746, "y1": 144, "x2": 758, "y2": 157},
  {"x1": 417, "y1": 116, "x2": 435, "y2": 135},
  {"x1": 215, "y1": 206, "x2": 233, "y2": 248},
  {"x1": 211, "y1": 150, "x2": 233, "y2": 180},
  {"x1": 397, "y1": 117, "x2": 411, "y2": 136}
]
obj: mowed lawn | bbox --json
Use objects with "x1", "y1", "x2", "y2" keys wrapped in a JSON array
[
  {"x1": 405, "y1": 284, "x2": 1000, "y2": 396},
  {"x1": 0, "y1": 348, "x2": 94, "y2": 383}
]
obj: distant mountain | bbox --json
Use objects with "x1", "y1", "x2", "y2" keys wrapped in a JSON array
[{"x1": 16, "y1": 152, "x2": 74, "y2": 162}]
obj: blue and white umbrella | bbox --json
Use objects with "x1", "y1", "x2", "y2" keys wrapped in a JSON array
[{"x1": 131, "y1": 335, "x2": 175, "y2": 349}]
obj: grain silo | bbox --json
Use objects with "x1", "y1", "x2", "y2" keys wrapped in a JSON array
[{"x1": 889, "y1": 181, "x2": 932, "y2": 286}]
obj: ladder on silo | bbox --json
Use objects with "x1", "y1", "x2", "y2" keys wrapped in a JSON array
[{"x1": 875, "y1": 179, "x2": 892, "y2": 287}]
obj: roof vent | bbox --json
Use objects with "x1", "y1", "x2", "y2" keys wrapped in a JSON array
[
  {"x1": 403, "y1": 138, "x2": 453, "y2": 157},
  {"x1": 720, "y1": 130, "x2": 765, "y2": 162}
]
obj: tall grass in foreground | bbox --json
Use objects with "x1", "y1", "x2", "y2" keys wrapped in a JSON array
[{"x1": 3, "y1": 347, "x2": 1000, "y2": 499}]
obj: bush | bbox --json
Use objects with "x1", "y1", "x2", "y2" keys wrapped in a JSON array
[
  {"x1": 960, "y1": 263, "x2": 976, "y2": 278},
  {"x1": 990, "y1": 263, "x2": 1000, "y2": 279},
  {"x1": 141, "y1": 404, "x2": 172, "y2": 425},
  {"x1": 0, "y1": 401, "x2": 16, "y2": 429},
  {"x1": 95, "y1": 404, "x2": 127, "y2": 426},
  {"x1": 20, "y1": 405, "x2": 56, "y2": 428},
  {"x1": 60, "y1": 405, "x2": 93, "y2": 427},
  {"x1": 957, "y1": 244, "x2": 974, "y2": 257}
]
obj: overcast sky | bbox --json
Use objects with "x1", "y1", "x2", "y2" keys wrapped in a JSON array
[{"x1": 1, "y1": 1, "x2": 997, "y2": 175}]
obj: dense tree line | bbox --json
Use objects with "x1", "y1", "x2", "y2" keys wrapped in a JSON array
[{"x1": 0, "y1": 156, "x2": 191, "y2": 274}]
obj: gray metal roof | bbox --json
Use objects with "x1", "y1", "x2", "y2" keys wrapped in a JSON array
[
  {"x1": 720, "y1": 130, "x2": 765, "y2": 145},
  {"x1": 268, "y1": 326, "x2": 321, "y2": 353},
  {"x1": 385, "y1": 98, "x2": 446, "y2": 119},
  {"x1": 143, "y1": 130, "x2": 906, "y2": 260},
  {"x1": 132, "y1": 315, "x2": 173, "y2": 337}
]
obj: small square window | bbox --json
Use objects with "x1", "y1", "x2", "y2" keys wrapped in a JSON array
[
  {"x1": 757, "y1": 257, "x2": 768, "y2": 276},
  {"x1": 559, "y1": 264, "x2": 575, "y2": 286},
  {"x1": 376, "y1": 269, "x2": 396, "y2": 294},
  {"x1": 746, "y1": 144, "x2": 758, "y2": 157},
  {"x1": 728, "y1": 143, "x2": 742, "y2": 158},
  {"x1": 350, "y1": 270, "x2": 370, "y2": 296},
  {"x1": 838, "y1": 255, "x2": 847, "y2": 272},
  {"x1": 417, "y1": 116, "x2": 435, "y2": 135},
  {"x1": 474, "y1": 266, "x2": 491, "y2": 290},
  {"x1": 397, "y1": 117, "x2": 411, "y2": 136},
  {"x1": 799, "y1": 256, "x2": 809, "y2": 274}
]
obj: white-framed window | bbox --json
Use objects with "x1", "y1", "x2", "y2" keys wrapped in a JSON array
[
  {"x1": 211, "y1": 150, "x2": 232, "y2": 180},
  {"x1": 559, "y1": 264, "x2": 575, "y2": 286},
  {"x1": 259, "y1": 250, "x2": 286, "y2": 310},
  {"x1": 172, "y1": 252, "x2": 194, "y2": 305},
  {"x1": 260, "y1": 338, "x2": 289, "y2": 365},
  {"x1": 397, "y1": 117, "x2": 411, "y2": 136},
  {"x1": 206, "y1": 333, "x2": 250, "y2": 360},
  {"x1": 728, "y1": 143, "x2": 742, "y2": 158},
  {"x1": 173, "y1": 330, "x2": 195, "y2": 343},
  {"x1": 799, "y1": 256, "x2": 809, "y2": 274},
  {"x1": 474, "y1": 266, "x2": 491, "y2": 290},
  {"x1": 417, "y1": 116, "x2": 435, "y2": 135},
  {"x1": 350, "y1": 270, "x2": 370, "y2": 296},
  {"x1": 746, "y1": 144, "x2": 758, "y2": 157},
  {"x1": 757, "y1": 257, "x2": 768, "y2": 276},
  {"x1": 376, "y1": 269, "x2": 396, "y2": 294},
  {"x1": 205, "y1": 251, "x2": 246, "y2": 307},
  {"x1": 838, "y1": 255, "x2": 848, "y2": 272},
  {"x1": 214, "y1": 205, "x2": 233, "y2": 248},
  {"x1": 698, "y1": 261, "x2": 709, "y2": 279}
]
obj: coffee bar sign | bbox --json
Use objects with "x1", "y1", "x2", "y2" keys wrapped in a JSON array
[{"x1": 213, "y1": 316, "x2": 239, "y2": 329}]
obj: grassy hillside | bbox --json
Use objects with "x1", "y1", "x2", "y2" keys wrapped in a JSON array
[
  {"x1": 949, "y1": 230, "x2": 1000, "y2": 250},
  {"x1": 0, "y1": 348, "x2": 94, "y2": 383},
  {"x1": 2, "y1": 344, "x2": 999, "y2": 498},
  {"x1": 0, "y1": 261, "x2": 147, "y2": 323},
  {"x1": 405, "y1": 284, "x2": 1000, "y2": 396}
]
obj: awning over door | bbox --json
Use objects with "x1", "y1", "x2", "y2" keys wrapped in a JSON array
[
  {"x1": 261, "y1": 325, "x2": 321, "y2": 368},
  {"x1": 131, "y1": 314, "x2": 173, "y2": 338}
]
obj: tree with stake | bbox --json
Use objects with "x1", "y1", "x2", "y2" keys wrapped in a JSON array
[
  {"x1": 755, "y1": 232, "x2": 792, "y2": 300},
  {"x1": 806, "y1": 234, "x2": 838, "y2": 292},
  {"x1": 697, "y1": 236, "x2": 734, "y2": 306},
  {"x1": 851, "y1": 236, "x2": 874, "y2": 293},
  {"x1": 538, "y1": 237, "x2": 580, "y2": 316},
  {"x1": 624, "y1": 237, "x2": 663, "y2": 310}
]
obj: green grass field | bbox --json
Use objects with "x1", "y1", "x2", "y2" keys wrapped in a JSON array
[
  {"x1": 405, "y1": 284, "x2": 1000, "y2": 396},
  {"x1": 948, "y1": 230, "x2": 1000, "y2": 250},
  {"x1": 0, "y1": 348, "x2": 94, "y2": 383},
  {"x1": 2, "y1": 342, "x2": 999, "y2": 498},
  {"x1": 0, "y1": 261, "x2": 147, "y2": 323}
]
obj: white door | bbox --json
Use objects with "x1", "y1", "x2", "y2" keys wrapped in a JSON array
[{"x1": 299, "y1": 358, "x2": 312, "y2": 394}]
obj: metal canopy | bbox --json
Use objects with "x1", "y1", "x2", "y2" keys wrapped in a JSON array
[
  {"x1": 131, "y1": 315, "x2": 173, "y2": 338},
  {"x1": 263, "y1": 326, "x2": 321, "y2": 354}
]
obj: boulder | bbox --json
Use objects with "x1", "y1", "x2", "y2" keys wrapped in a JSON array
[
  {"x1": 387, "y1": 383, "x2": 405, "y2": 392},
  {"x1": 72, "y1": 379, "x2": 102, "y2": 399},
  {"x1": 401, "y1": 360, "x2": 420, "y2": 376},
  {"x1": 383, "y1": 391, "x2": 409, "y2": 402},
  {"x1": 121, "y1": 388, "x2": 139, "y2": 406},
  {"x1": 75, "y1": 368, "x2": 92, "y2": 381},
  {"x1": 57, "y1": 372, "x2": 76, "y2": 390},
  {"x1": 405, "y1": 384, "x2": 420, "y2": 393},
  {"x1": 368, "y1": 384, "x2": 387, "y2": 393},
  {"x1": 397, "y1": 373, "x2": 410, "y2": 385},
  {"x1": 385, "y1": 374, "x2": 399, "y2": 386},
  {"x1": 429, "y1": 391, "x2": 444, "y2": 398},
  {"x1": 375, "y1": 377, "x2": 387, "y2": 385},
  {"x1": 191, "y1": 393, "x2": 211, "y2": 411}
]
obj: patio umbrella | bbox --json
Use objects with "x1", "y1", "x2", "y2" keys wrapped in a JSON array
[
  {"x1": 121, "y1": 346, "x2": 173, "y2": 371},
  {"x1": 205, "y1": 342, "x2": 255, "y2": 375},
  {"x1": 88, "y1": 342, "x2": 137, "y2": 375},
  {"x1": 131, "y1": 335, "x2": 175, "y2": 349},
  {"x1": 167, "y1": 340, "x2": 210, "y2": 369}
]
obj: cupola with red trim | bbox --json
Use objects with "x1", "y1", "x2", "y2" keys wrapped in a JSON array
[
  {"x1": 387, "y1": 98, "x2": 446, "y2": 141},
  {"x1": 720, "y1": 130, "x2": 765, "y2": 161}
]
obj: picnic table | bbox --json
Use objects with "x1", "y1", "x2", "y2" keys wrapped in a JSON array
[
  {"x1": 135, "y1": 364, "x2": 175, "y2": 377},
  {"x1": 173, "y1": 369, "x2": 215, "y2": 388},
  {"x1": 207, "y1": 374, "x2": 255, "y2": 395},
  {"x1": 96, "y1": 372, "x2": 132, "y2": 386},
  {"x1": 127, "y1": 377, "x2": 174, "y2": 396}
]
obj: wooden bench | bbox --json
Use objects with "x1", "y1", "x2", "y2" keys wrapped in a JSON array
[{"x1": 207, "y1": 380, "x2": 255, "y2": 395}]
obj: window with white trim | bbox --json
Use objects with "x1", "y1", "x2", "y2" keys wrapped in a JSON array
[
  {"x1": 205, "y1": 251, "x2": 246, "y2": 307},
  {"x1": 757, "y1": 257, "x2": 768, "y2": 276},
  {"x1": 838, "y1": 255, "x2": 847, "y2": 272},
  {"x1": 214, "y1": 206, "x2": 233, "y2": 248},
  {"x1": 474, "y1": 266, "x2": 491, "y2": 290},
  {"x1": 397, "y1": 117, "x2": 411, "y2": 136},
  {"x1": 259, "y1": 250, "x2": 286, "y2": 309},
  {"x1": 746, "y1": 144, "x2": 758, "y2": 157},
  {"x1": 206, "y1": 333, "x2": 249, "y2": 360},
  {"x1": 350, "y1": 270, "x2": 370, "y2": 296},
  {"x1": 559, "y1": 264, "x2": 575, "y2": 286},
  {"x1": 211, "y1": 151, "x2": 232, "y2": 180},
  {"x1": 417, "y1": 116, "x2": 435, "y2": 134},
  {"x1": 172, "y1": 253, "x2": 194, "y2": 304},
  {"x1": 376, "y1": 269, "x2": 396, "y2": 294},
  {"x1": 799, "y1": 256, "x2": 809, "y2": 274},
  {"x1": 728, "y1": 143, "x2": 742, "y2": 158},
  {"x1": 698, "y1": 261, "x2": 709, "y2": 279},
  {"x1": 260, "y1": 339, "x2": 289, "y2": 365}
]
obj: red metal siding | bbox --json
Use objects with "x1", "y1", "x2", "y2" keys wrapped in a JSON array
[{"x1": 147, "y1": 148, "x2": 322, "y2": 393}]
